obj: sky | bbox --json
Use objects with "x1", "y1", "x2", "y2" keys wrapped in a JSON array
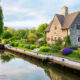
[{"x1": 1, "y1": 0, "x2": 80, "y2": 29}]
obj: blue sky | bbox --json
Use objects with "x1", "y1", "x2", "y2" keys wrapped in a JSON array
[{"x1": 1, "y1": 0, "x2": 80, "y2": 29}]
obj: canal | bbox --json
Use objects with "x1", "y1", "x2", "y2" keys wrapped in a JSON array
[{"x1": 0, "y1": 50, "x2": 80, "y2": 80}]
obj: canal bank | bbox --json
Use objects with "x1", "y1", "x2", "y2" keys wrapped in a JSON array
[{"x1": 4, "y1": 45, "x2": 80, "y2": 72}]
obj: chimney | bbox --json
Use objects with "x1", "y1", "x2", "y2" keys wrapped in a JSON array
[{"x1": 62, "y1": 6, "x2": 68, "y2": 17}]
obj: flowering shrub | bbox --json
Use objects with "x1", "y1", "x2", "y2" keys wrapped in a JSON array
[{"x1": 62, "y1": 48, "x2": 73, "y2": 55}]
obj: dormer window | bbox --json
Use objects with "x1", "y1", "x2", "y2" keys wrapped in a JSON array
[
  {"x1": 76, "y1": 24, "x2": 80, "y2": 30},
  {"x1": 55, "y1": 26, "x2": 57, "y2": 30}
]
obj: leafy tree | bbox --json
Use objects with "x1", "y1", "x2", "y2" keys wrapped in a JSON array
[
  {"x1": 65, "y1": 35, "x2": 71, "y2": 47},
  {"x1": 28, "y1": 33, "x2": 38, "y2": 44},
  {"x1": 15, "y1": 29, "x2": 29, "y2": 39},
  {"x1": 6, "y1": 28, "x2": 16, "y2": 35},
  {"x1": 37, "y1": 23, "x2": 48, "y2": 33},
  {"x1": 0, "y1": 6, "x2": 3, "y2": 36},
  {"x1": 29, "y1": 28, "x2": 36, "y2": 33},
  {"x1": 2, "y1": 32, "x2": 13, "y2": 39}
]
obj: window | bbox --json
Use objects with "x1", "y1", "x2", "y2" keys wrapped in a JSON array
[
  {"x1": 78, "y1": 37, "x2": 80, "y2": 42},
  {"x1": 76, "y1": 24, "x2": 80, "y2": 30},
  {"x1": 55, "y1": 26, "x2": 57, "y2": 30},
  {"x1": 51, "y1": 37, "x2": 54, "y2": 41},
  {"x1": 47, "y1": 38, "x2": 50, "y2": 41}
]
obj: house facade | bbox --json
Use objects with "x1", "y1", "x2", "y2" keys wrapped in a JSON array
[{"x1": 45, "y1": 6, "x2": 80, "y2": 47}]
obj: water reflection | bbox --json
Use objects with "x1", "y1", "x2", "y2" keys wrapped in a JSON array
[
  {"x1": 0, "y1": 50, "x2": 79, "y2": 80},
  {"x1": 0, "y1": 50, "x2": 15, "y2": 63}
]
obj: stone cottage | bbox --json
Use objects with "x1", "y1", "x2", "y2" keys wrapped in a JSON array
[{"x1": 45, "y1": 6, "x2": 80, "y2": 47}]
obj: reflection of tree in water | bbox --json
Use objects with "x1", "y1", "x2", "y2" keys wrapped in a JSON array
[{"x1": 0, "y1": 54, "x2": 15, "y2": 63}]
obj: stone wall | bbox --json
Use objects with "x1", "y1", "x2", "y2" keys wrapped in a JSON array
[{"x1": 70, "y1": 13, "x2": 80, "y2": 47}]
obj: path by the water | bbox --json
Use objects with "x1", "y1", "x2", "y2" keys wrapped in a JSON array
[{"x1": 5, "y1": 45, "x2": 80, "y2": 71}]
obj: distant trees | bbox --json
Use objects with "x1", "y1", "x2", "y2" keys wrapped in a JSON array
[
  {"x1": 2, "y1": 23, "x2": 48, "y2": 45},
  {"x1": 0, "y1": 6, "x2": 3, "y2": 36},
  {"x1": 2, "y1": 32, "x2": 13, "y2": 39},
  {"x1": 28, "y1": 33, "x2": 38, "y2": 44},
  {"x1": 37, "y1": 23, "x2": 48, "y2": 33}
]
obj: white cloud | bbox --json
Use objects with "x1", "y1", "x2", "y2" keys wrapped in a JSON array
[{"x1": 1, "y1": 0, "x2": 80, "y2": 29}]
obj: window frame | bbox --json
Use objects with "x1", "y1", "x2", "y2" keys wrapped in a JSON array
[{"x1": 76, "y1": 24, "x2": 80, "y2": 30}]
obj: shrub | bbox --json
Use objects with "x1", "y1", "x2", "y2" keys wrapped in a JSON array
[
  {"x1": 52, "y1": 46, "x2": 62, "y2": 52},
  {"x1": 30, "y1": 45, "x2": 40, "y2": 50},
  {"x1": 72, "y1": 50, "x2": 80, "y2": 56},
  {"x1": 14, "y1": 42, "x2": 19, "y2": 47},
  {"x1": 24, "y1": 44, "x2": 28, "y2": 48},
  {"x1": 55, "y1": 38, "x2": 63, "y2": 46},
  {"x1": 18, "y1": 44, "x2": 24, "y2": 47},
  {"x1": 40, "y1": 46, "x2": 51, "y2": 52},
  {"x1": 10, "y1": 42, "x2": 14, "y2": 46},
  {"x1": 26, "y1": 45, "x2": 31, "y2": 49},
  {"x1": 65, "y1": 35, "x2": 71, "y2": 47},
  {"x1": 62, "y1": 48, "x2": 73, "y2": 55}
]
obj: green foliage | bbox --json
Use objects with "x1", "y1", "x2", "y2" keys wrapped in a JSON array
[
  {"x1": 65, "y1": 35, "x2": 71, "y2": 47},
  {"x1": 30, "y1": 45, "x2": 40, "y2": 50},
  {"x1": 0, "y1": 6, "x2": 3, "y2": 36},
  {"x1": 52, "y1": 46, "x2": 62, "y2": 52},
  {"x1": 40, "y1": 46, "x2": 51, "y2": 52},
  {"x1": 55, "y1": 38, "x2": 63, "y2": 46},
  {"x1": 10, "y1": 42, "x2": 19, "y2": 47},
  {"x1": 28, "y1": 33, "x2": 38, "y2": 44},
  {"x1": 10, "y1": 42, "x2": 15, "y2": 46},
  {"x1": 2, "y1": 32, "x2": 13, "y2": 39},
  {"x1": 72, "y1": 50, "x2": 80, "y2": 57},
  {"x1": 37, "y1": 23, "x2": 48, "y2": 33},
  {"x1": 15, "y1": 29, "x2": 29, "y2": 39}
]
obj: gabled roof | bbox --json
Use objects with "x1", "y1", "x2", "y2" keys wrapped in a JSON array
[
  {"x1": 45, "y1": 11, "x2": 80, "y2": 32},
  {"x1": 62, "y1": 11, "x2": 80, "y2": 29},
  {"x1": 45, "y1": 14, "x2": 64, "y2": 32}
]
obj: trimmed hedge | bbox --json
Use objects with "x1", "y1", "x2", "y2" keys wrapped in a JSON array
[
  {"x1": 40, "y1": 46, "x2": 51, "y2": 52},
  {"x1": 52, "y1": 46, "x2": 62, "y2": 52},
  {"x1": 30, "y1": 45, "x2": 40, "y2": 50}
]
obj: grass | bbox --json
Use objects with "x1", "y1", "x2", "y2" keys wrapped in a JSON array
[
  {"x1": 14, "y1": 47, "x2": 80, "y2": 61},
  {"x1": 15, "y1": 47, "x2": 31, "y2": 51}
]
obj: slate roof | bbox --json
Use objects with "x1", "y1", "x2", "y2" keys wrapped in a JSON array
[{"x1": 45, "y1": 11, "x2": 80, "y2": 32}]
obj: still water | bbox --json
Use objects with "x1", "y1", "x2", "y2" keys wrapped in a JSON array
[{"x1": 0, "y1": 50, "x2": 80, "y2": 80}]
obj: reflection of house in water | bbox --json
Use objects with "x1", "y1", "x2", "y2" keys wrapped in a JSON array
[
  {"x1": 46, "y1": 68, "x2": 80, "y2": 80},
  {"x1": 48, "y1": 69, "x2": 62, "y2": 80}
]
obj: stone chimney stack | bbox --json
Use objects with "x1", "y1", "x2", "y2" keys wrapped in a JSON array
[{"x1": 62, "y1": 6, "x2": 68, "y2": 17}]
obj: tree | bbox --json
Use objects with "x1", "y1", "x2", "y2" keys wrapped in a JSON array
[
  {"x1": 2, "y1": 32, "x2": 13, "y2": 39},
  {"x1": 15, "y1": 29, "x2": 29, "y2": 39},
  {"x1": 6, "y1": 28, "x2": 16, "y2": 35},
  {"x1": 37, "y1": 23, "x2": 48, "y2": 33},
  {"x1": 65, "y1": 35, "x2": 71, "y2": 47},
  {"x1": 0, "y1": 6, "x2": 3, "y2": 36},
  {"x1": 28, "y1": 33, "x2": 38, "y2": 44}
]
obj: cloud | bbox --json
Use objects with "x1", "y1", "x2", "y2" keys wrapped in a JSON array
[{"x1": 1, "y1": 0, "x2": 80, "y2": 29}]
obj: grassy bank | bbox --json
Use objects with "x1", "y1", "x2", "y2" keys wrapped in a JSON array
[{"x1": 14, "y1": 46, "x2": 80, "y2": 61}]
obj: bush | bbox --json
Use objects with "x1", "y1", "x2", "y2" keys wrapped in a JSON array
[
  {"x1": 14, "y1": 42, "x2": 19, "y2": 47},
  {"x1": 40, "y1": 46, "x2": 51, "y2": 52},
  {"x1": 62, "y1": 48, "x2": 73, "y2": 55},
  {"x1": 24, "y1": 44, "x2": 28, "y2": 48},
  {"x1": 10, "y1": 42, "x2": 14, "y2": 46},
  {"x1": 52, "y1": 46, "x2": 62, "y2": 52},
  {"x1": 30, "y1": 45, "x2": 40, "y2": 50},
  {"x1": 18, "y1": 44, "x2": 24, "y2": 47},
  {"x1": 26, "y1": 45, "x2": 31, "y2": 49},
  {"x1": 72, "y1": 50, "x2": 80, "y2": 56}
]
